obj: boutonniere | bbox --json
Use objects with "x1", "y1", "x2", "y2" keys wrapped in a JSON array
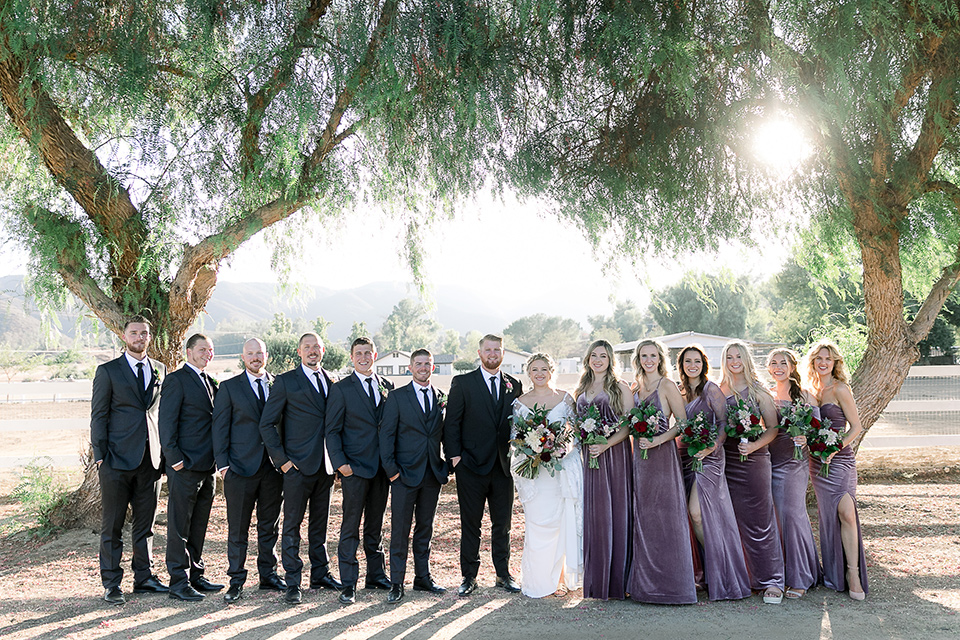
[
  {"x1": 437, "y1": 390, "x2": 447, "y2": 411},
  {"x1": 378, "y1": 383, "x2": 389, "y2": 399},
  {"x1": 267, "y1": 377, "x2": 275, "y2": 388},
  {"x1": 504, "y1": 378, "x2": 514, "y2": 395}
]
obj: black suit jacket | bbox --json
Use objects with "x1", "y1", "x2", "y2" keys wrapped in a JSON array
[
  {"x1": 380, "y1": 382, "x2": 447, "y2": 487},
  {"x1": 325, "y1": 374, "x2": 395, "y2": 479},
  {"x1": 258, "y1": 366, "x2": 335, "y2": 476},
  {"x1": 212, "y1": 371, "x2": 273, "y2": 477},
  {"x1": 159, "y1": 365, "x2": 218, "y2": 472},
  {"x1": 443, "y1": 368, "x2": 523, "y2": 476},
  {"x1": 90, "y1": 354, "x2": 165, "y2": 471}
]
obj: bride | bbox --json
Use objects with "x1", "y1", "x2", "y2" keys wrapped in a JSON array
[{"x1": 511, "y1": 353, "x2": 583, "y2": 598}]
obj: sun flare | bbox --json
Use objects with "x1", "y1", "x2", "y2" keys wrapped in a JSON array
[{"x1": 753, "y1": 119, "x2": 812, "y2": 174}]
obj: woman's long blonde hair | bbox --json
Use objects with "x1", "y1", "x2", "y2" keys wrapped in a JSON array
[
  {"x1": 804, "y1": 339, "x2": 850, "y2": 395},
  {"x1": 575, "y1": 339, "x2": 626, "y2": 413},
  {"x1": 632, "y1": 339, "x2": 669, "y2": 391},
  {"x1": 719, "y1": 340, "x2": 772, "y2": 406}
]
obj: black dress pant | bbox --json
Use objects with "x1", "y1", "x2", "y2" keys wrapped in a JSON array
[
  {"x1": 165, "y1": 466, "x2": 215, "y2": 590},
  {"x1": 389, "y1": 475, "x2": 442, "y2": 584},
  {"x1": 337, "y1": 470, "x2": 389, "y2": 587},
  {"x1": 281, "y1": 468, "x2": 334, "y2": 587},
  {"x1": 454, "y1": 464, "x2": 514, "y2": 579},
  {"x1": 98, "y1": 455, "x2": 161, "y2": 588},
  {"x1": 223, "y1": 457, "x2": 283, "y2": 587}
]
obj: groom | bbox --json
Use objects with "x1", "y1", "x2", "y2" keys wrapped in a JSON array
[{"x1": 443, "y1": 334, "x2": 523, "y2": 596}]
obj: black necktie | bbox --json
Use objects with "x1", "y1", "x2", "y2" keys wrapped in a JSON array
[
  {"x1": 421, "y1": 387, "x2": 431, "y2": 416},
  {"x1": 314, "y1": 371, "x2": 325, "y2": 397},
  {"x1": 200, "y1": 371, "x2": 214, "y2": 399},
  {"x1": 489, "y1": 375, "x2": 498, "y2": 403},
  {"x1": 255, "y1": 378, "x2": 266, "y2": 406},
  {"x1": 136, "y1": 362, "x2": 148, "y2": 402},
  {"x1": 365, "y1": 377, "x2": 376, "y2": 405}
]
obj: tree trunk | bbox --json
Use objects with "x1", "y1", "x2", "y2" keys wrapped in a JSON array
[{"x1": 49, "y1": 447, "x2": 102, "y2": 530}]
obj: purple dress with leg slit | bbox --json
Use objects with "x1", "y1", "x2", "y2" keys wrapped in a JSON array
[
  {"x1": 810, "y1": 403, "x2": 868, "y2": 595},
  {"x1": 578, "y1": 391, "x2": 632, "y2": 601},
  {"x1": 677, "y1": 381, "x2": 750, "y2": 601},
  {"x1": 626, "y1": 387, "x2": 697, "y2": 604}
]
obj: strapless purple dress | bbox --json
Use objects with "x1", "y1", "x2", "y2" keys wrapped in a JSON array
[
  {"x1": 771, "y1": 401, "x2": 820, "y2": 591},
  {"x1": 677, "y1": 381, "x2": 750, "y2": 601},
  {"x1": 578, "y1": 391, "x2": 632, "y2": 600},
  {"x1": 810, "y1": 403, "x2": 868, "y2": 594},
  {"x1": 724, "y1": 393, "x2": 784, "y2": 592},
  {"x1": 626, "y1": 387, "x2": 697, "y2": 604}
]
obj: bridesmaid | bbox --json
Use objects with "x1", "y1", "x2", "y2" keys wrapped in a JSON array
[
  {"x1": 676, "y1": 344, "x2": 750, "y2": 601},
  {"x1": 575, "y1": 339, "x2": 634, "y2": 600},
  {"x1": 718, "y1": 340, "x2": 785, "y2": 604},
  {"x1": 767, "y1": 348, "x2": 821, "y2": 599},
  {"x1": 804, "y1": 340, "x2": 868, "y2": 600},
  {"x1": 626, "y1": 340, "x2": 696, "y2": 604}
]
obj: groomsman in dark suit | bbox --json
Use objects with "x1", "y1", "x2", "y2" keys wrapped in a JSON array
[
  {"x1": 212, "y1": 338, "x2": 286, "y2": 604},
  {"x1": 159, "y1": 333, "x2": 224, "y2": 601},
  {"x1": 380, "y1": 349, "x2": 449, "y2": 604},
  {"x1": 443, "y1": 334, "x2": 523, "y2": 596},
  {"x1": 325, "y1": 337, "x2": 394, "y2": 604},
  {"x1": 91, "y1": 316, "x2": 168, "y2": 605},
  {"x1": 259, "y1": 332, "x2": 341, "y2": 605}
]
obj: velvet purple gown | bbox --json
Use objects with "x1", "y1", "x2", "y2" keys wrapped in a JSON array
[
  {"x1": 677, "y1": 381, "x2": 750, "y2": 601},
  {"x1": 771, "y1": 400, "x2": 821, "y2": 592},
  {"x1": 578, "y1": 391, "x2": 632, "y2": 600},
  {"x1": 723, "y1": 392, "x2": 784, "y2": 593},
  {"x1": 810, "y1": 403, "x2": 869, "y2": 595},
  {"x1": 626, "y1": 385, "x2": 697, "y2": 604}
]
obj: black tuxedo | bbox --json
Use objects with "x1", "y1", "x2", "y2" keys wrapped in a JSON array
[
  {"x1": 90, "y1": 354, "x2": 165, "y2": 589},
  {"x1": 325, "y1": 373, "x2": 394, "y2": 587},
  {"x1": 443, "y1": 368, "x2": 523, "y2": 580},
  {"x1": 159, "y1": 364, "x2": 218, "y2": 590},
  {"x1": 258, "y1": 365, "x2": 337, "y2": 588},
  {"x1": 380, "y1": 382, "x2": 447, "y2": 584},
  {"x1": 212, "y1": 371, "x2": 283, "y2": 588}
]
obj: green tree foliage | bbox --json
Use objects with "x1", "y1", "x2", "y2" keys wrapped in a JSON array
[
  {"x1": 347, "y1": 321, "x2": 370, "y2": 347},
  {"x1": 588, "y1": 301, "x2": 660, "y2": 342},
  {"x1": 502, "y1": 314, "x2": 582, "y2": 356},
  {"x1": 650, "y1": 272, "x2": 753, "y2": 339},
  {"x1": 375, "y1": 298, "x2": 441, "y2": 352},
  {"x1": 453, "y1": 357, "x2": 476, "y2": 373},
  {"x1": 263, "y1": 334, "x2": 299, "y2": 374},
  {"x1": 440, "y1": 329, "x2": 462, "y2": 358}
]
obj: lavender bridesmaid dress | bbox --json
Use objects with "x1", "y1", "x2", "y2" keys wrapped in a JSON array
[
  {"x1": 677, "y1": 381, "x2": 750, "y2": 601},
  {"x1": 578, "y1": 391, "x2": 632, "y2": 600},
  {"x1": 770, "y1": 401, "x2": 820, "y2": 592},
  {"x1": 626, "y1": 385, "x2": 697, "y2": 604},
  {"x1": 723, "y1": 392, "x2": 784, "y2": 593},
  {"x1": 810, "y1": 403, "x2": 868, "y2": 595}
]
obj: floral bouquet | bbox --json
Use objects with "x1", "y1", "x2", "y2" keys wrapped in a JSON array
[
  {"x1": 509, "y1": 405, "x2": 572, "y2": 479},
  {"x1": 620, "y1": 402, "x2": 664, "y2": 459},
  {"x1": 575, "y1": 404, "x2": 619, "y2": 469},
  {"x1": 725, "y1": 397, "x2": 765, "y2": 461},
  {"x1": 779, "y1": 400, "x2": 815, "y2": 460},
  {"x1": 679, "y1": 412, "x2": 715, "y2": 473},
  {"x1": 807, "y1": 415, "x2": 841, "y2": 477}
]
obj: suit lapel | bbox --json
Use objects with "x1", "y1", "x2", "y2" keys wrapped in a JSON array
[
  {"x1": 186, "y1": 366, "x2": 214, "y2": 408},
  {"x1": 298, "y1": 367, "x2": 326, "y2": 413},
  {"x1": 475, "y1": 369, "x2": 497, "y2": 422},
  {"x1": 351, "y1": 374, "x2": 378, "y2": 418}
]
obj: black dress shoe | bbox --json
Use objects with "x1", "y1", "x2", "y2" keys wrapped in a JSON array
[
  {"x1": 457, "y1": 577, "x2": 478, "y2": 597},
  {"x1": 258, "y1": 575, "x2": 288, "y2": 591},
  {"x1": 495, "y1": 574, "x2": 521, "y2": 593},
  {"x1": 103, "y1": 586, "x2": 125, "y2": 605},
  {"x1": 364, "y1": 576, "x2": 392, "y2": 590},
  {"x1": 223, "y1": 585, "x2": 243, "y2": 603},
  {"x1": 284, "y1": 585, "x2": 302, "y2": 605},
  {"x1": 310, "y1": 572, "x2": 343, "y2": 590},
  {"x1": 169, "y1": 585, "x2": 205, "y2": 601},
  {"x1": 191, "y1": 576, "x2": 225, "y2": 592},
  {"x1": 133, "y1": 575, "x2": 169, "y2": 593},
  {"x1": 413, "y1": 576, "x2": 446, "y2": 594},
  {"x1": 338, "y1": 585, "x2": 356, "y2": 604},
  {"x1": 387, "y1": 583, "x2": 404, "y2": 604}
]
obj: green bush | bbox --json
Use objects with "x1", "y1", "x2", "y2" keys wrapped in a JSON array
[{"x1": 13, "y1": 458, "x2": 69, "y2": 536}]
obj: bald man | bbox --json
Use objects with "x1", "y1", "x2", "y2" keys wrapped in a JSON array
[{"x1": 212, "y1": 338, "x2": 286, "y2": 603}]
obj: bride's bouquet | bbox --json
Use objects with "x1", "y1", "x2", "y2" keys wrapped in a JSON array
[
  {"x1": 725, "y1": 397, "x2": 765, "y2": 461},
  {"x1": 509, "y1": 404, "x2": 573, "y2": 479},
  {"x1": 779, "y1": 400, "x2": 816, "y2": 460},
  {"x1": 679, "y1": 412, "x2": 715, "y2": 473},
  {"x1": 575, "y1": 404, "x2": 619, "y2": 469},
  {"x1": 806, "y1": 415, "x2": 841, "y2": 477},
  {"x1": 620, "y1": 402, "x2": 664, "y2": 459}
]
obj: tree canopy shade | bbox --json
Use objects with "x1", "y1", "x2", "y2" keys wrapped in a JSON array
[{"x1": 0, "y1": 0, "x2": 524, "y2": 366}]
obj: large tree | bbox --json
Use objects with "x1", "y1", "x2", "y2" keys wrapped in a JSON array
[
  {"x1": 0, "y1": 0, "x2": 519, "y2": 366},
  {"x1": 650, "y1": 271, "x2": 755, "y2": 339}
]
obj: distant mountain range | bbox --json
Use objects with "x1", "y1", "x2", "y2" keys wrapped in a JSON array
[{"x1": 0, "y1": 275, "x2": 597, "y2": 345}]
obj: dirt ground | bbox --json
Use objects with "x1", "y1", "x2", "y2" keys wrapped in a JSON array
[{"x1": 0, "y1": 449, "x2": 957, "y2": 640}]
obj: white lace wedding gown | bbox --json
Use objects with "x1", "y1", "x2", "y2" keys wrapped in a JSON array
[{"x1": 512, "y1": 397, "x2": 584, "y2": 597}]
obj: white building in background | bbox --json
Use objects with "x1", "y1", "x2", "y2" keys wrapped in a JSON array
[
  {"x1": 557, "y1": 358, "x2": 581, "y2": 375},
  {"x1": 614, "y1": 331, "x2": 771, "y2": 374},
  {"x1": 501, "y1": 348, "x2": 532, "y2": 376},
  {"x1": 374, "y1": 351, "x2": 411, "y2": 376},
  {"x1": 433, "y1": 354, "x2": 456, "y2": 376}
]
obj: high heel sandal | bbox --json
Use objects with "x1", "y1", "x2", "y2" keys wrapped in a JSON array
[{"x1": 846, "y1": 566, "x2": 865, "y2": 601}]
